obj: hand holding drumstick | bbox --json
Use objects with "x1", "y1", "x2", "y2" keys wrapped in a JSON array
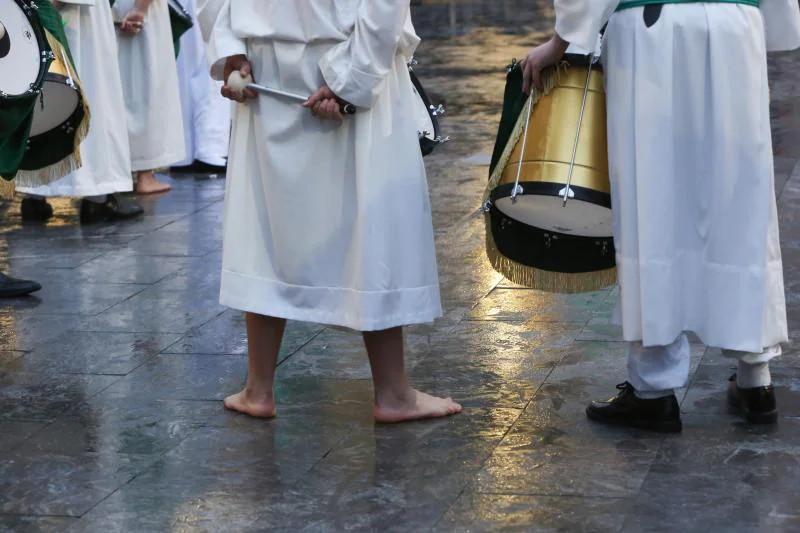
[{"x1": 222, "y1": 55, "x2": 354, "y2": 121}]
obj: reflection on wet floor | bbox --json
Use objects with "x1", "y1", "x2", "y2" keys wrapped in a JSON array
[{"x1": 1, "y1": 2, "x2": 800, "y2": 532}]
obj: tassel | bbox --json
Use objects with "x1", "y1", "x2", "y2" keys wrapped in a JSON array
[
  {"x1": 484, "y1": 215, "x2": 617, "y2": 293},
  {"x1": 0, "y1": 179, "x2": 16, "y2": 200}
]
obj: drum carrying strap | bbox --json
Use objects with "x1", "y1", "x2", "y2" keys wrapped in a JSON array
[{"x1": 617, "y1": 0, "x2": 759, "y2": 10}]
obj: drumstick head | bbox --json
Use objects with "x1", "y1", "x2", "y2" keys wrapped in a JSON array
[{"x1": 226, "y1": 71, "x2": 253, "y2": 97}]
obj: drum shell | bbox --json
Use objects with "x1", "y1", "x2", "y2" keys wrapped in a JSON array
[{"x1": 499, "y1": 60, "x2": 609, "y2": 195}]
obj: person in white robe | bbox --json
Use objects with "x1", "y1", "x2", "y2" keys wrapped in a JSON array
[
  {"x1": 114, "y1": 0, "x2": 185, "y2": 194},
  {"x1": 522, "y1": 0, "x2": 800, "y2": 432},
  {"x1": 197, "y1": 0, "x2": 461, "y2": 422},
  {"x1": 17, "y1": 0, "x2": 143, "y2": 223},
  {"x1": 172, "y1": 0, "x2": 230, "y2": 173}
]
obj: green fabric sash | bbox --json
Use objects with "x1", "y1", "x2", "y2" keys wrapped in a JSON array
[
  {"x1": 617, "y1": 0, "x2": 759, "y2": 11},
  {"x1": 168, "y1": 3, "x2": 193, "y2": 57},
  {"x1": 0, "y1": 0, "x2": 73, "y2": 181},
  {"x1": 489, "y1": 62, "x2": 527, "y2": 176}
]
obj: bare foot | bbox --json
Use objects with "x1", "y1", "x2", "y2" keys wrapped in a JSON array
[
  {"x1": 223, "y1": 389, "x2": 276, "y2": 419},
  {"x1": 374, "y1": 389, "x2": 462, "y2": 423},
  {"x1": 135, "y1": 171, "x2": 172, "y2": 194}
]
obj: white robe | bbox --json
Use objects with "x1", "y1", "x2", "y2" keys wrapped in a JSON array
[
  {"x1": 18, "y1": 0, "x2": 133, "y2": 197},
  {"x1": 197, "y1": 0, "x2": 441, "y2": 331},
  {"x1": 113, "y1": 0, "x2": 185, "y2": 171},
  {"x1": 174, "y1": 0, "x2": 230, "y2": 167},
  {"x1": 554, "y1": 0, "x2": 800, "y2": 353}
]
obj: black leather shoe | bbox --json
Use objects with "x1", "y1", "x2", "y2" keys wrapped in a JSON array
[
  {"x1": 170, "y1": 160, "x2": 226, "y2": 175},
  {"x1": 728, "y1": 374, "x2": 778, "y2": 425},
  {"x1": 80, "y1": 194, "x2": 144, "y2": 224},
  {"x1": 586, "y1": 382, "x2": 682, "y2": 433},
  {"x1": 20, "y1": 197, "x2": 53, "y2": 221},
  {"x1": 0, "y1": 272, "x2": 41, "y2": 297}
]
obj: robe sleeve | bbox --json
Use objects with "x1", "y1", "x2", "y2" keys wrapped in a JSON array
[
  {"x1": 197, "y1": 0, "x2": 247, "y2": 80},
  {"x1": 553, "y1": 0, "x2": 619, "y2": 52},
  {"x1": 760, "y1": 0, "x2": 800, "y2": 52},
  {"x1": 318, "y1": 0, "x2": 411, "y2": 109}
]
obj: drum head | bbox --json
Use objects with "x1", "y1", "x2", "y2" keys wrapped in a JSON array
[
  {"x1": 495, "y1": 194, "x2": 612, "y2": 238},
  {"x1": 409, "y1": 69, "x2": 438, "y2": 142},
  {"x1": 29, "y1": 75, "x2": 80, "y2": 136},
  {"x1": 0, "y1": 0, "x2": 45, "y2": 97}
]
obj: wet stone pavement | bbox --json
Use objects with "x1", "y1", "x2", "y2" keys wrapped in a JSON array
[{"x1": 2, "y1": 1, "x2": 800, "y2": 532}]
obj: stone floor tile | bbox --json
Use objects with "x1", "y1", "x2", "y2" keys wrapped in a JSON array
[
  {"x1": 0, "y1": 331, "x2": 181, "y2": 375},
  {"x1": 0, "y1": 372, "x2": 120, "y2": 422},
  {"x1": 164, "y1": 310, "x2": 324, "y2": 358},
  {"x1": 0, "y1": 450, "x2": 155, "y2": 516},
  {"x1": 432, "y1": 493, "x2": 631, "y2": 533}
]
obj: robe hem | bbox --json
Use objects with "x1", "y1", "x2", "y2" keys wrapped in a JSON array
[
  {"x1": 219, "y1": 269, "x2": 443, "y2": 332},
  {"x1": 131, "y1": 151, "x2": 188, "y2": 172}
]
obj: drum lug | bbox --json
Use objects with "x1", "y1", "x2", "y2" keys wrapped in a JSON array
[
  {"x1": 430, "y1": 104, "x2": 446, "y2": 117},
  {"x1": 408, "y1": 57, "x2": 418, "y2": 69},
  {"x1": 510, "y1": 185, "x2": 524, "y2": 204},
  {"x1": 558, "y1": 186, "x2": 575, "y2": 200},
  {"x1": 434, "y1": 135, "x2": 450, "y2": 145},
  {"x1": 544, "y1": 233, "x2": 553, "y2": 248},
  {"x1": 481, "y1": 201, "x2": 492, "y2": 213}
]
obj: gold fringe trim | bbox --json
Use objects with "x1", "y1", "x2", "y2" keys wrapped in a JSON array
[
  {"x1": 48, "y1": 30, "x2": 92, "y2": 168},
  {"x1": 484, "y1": 215, "x2": 617, "y2": 294},
  {"x1": 0, "y1": 179, "x2": 16, "y2": 201},
  {"x1": 14, "y1": 32, "x2": 91, "y2": 190},
  {"x1": 482, "y1": 62, "x2": 568, "y2": 205}
]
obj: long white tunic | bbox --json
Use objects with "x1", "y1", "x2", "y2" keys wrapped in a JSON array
[
  {"x1": 555, "y1": 0, "x2": 800, "y2": 353},
  {"x1": 113, "y1": 0, "x2": 185, "y2": 171},
  {"x1": 197, "y1": 0, "x2": 441, "y2": 331},
  {"x1": 174, "y1": 0, "x2": 230, "y2": 167},
  {"x1": 18, "y1": 0, "x2": 133, "y2": 197}
]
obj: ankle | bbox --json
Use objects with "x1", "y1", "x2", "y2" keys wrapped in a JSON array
[
  {"x1": 243, "y1": 384, "x2": 274, "y2": 402},
  {"x1": 374, "y1": 384, "x2": 415, "y2": 408},
  {"x1": 737, "y1": 361, "x2": 771, "y2": 388}
]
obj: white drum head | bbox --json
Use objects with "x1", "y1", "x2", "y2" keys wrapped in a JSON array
[
  {"x1": 29, "y1": 76, "x2": 79, "y2": 136},
  {"x1": 496, "y1": 194, "x2": 613, "y2": 238},
  {"x1": 0, "y1": 1, "x2": 43, "y2": 97},
  {"x1": 411, "y1": 80, "x2": 436, "y2": 141}
]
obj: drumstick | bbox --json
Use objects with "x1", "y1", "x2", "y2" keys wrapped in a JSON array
[{"x1": 228, "y1": 72, "x2": 355, "y2": 115}]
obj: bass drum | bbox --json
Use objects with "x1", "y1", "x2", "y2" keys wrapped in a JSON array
[{"x1": 484, "y1": 53, "x2": 615, "y2": 293}]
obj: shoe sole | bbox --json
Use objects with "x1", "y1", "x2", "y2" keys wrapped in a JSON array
[
  {"x1": 0, "y1": 286, "x2": 41, "y2": 298},
  {"x1": 727, "y1": 393, "x2": 778, "y2": 425},
  {"x1": 586, "y1": 409, "x2": 682, "y2": 433}
]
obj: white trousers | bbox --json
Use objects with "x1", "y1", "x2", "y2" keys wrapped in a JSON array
[{"x1": 627, "y1": 334, "x2": 781, "y2": 393}]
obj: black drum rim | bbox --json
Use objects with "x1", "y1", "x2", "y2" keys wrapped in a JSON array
[
  {"x1": 487, "y1": 182, "x2": 616, "y2": 273},
  {"x1": 19, "y1": 93, "x2": 85, "y2": 170},
  {"x1": 1, "y1": 0, "x2": 51, "y2": 101},
  {"x1": 408, "y1": 68, "x2": 441, "y2": 155},
  {"x1": 490, "y1": 181, "x2": 612, "y2": 210}
]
